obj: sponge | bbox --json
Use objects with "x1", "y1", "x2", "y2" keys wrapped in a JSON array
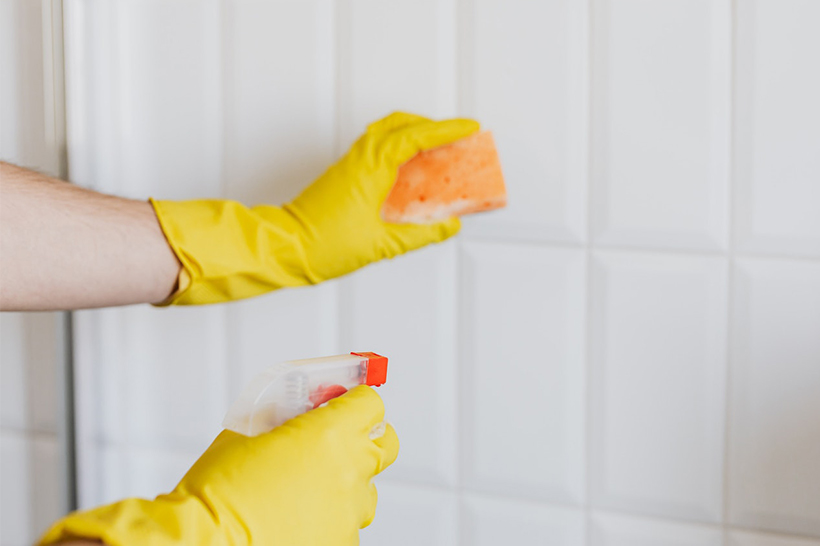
[{"x1": 382, "y1": 131, "x2": 507, "y2": 224}]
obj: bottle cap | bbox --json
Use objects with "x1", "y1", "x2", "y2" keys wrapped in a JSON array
[{"x1": 351, "y1": 352, "x2": 388, "y2": 386}]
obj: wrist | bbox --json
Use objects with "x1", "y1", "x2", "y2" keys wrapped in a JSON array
[{"x1": 149, "y1": 199, "x2": 318, "y2": 305}]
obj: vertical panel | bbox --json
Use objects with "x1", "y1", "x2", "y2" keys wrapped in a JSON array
[
  {"x1": 590, "y1": 251, "x2": 727, "y2": 522},
  {"x1": 734, "y1": 0, "x2": 820, "y2": 257},
  {"x1": 359, "y1": 482, "x2": 457, "y2": 546},
  {"x1": 1, "y1": 2, "x2": 67, "y2": 542},
  {"x1": 590, "y1": 512, "x2": 723, "y2": 546},
  {"x1": 462, "y1": 495, "x2": 586, "y2": 546},
  {"x1": 223, "y1": 0, "x2": 334, "y2": 205},
  {"x1": 728, "y1": 259, "x2": 820, "y2": 537},
  {"x1": 0, "y1": 0, "x2": 62, "y2": 175},
  {"x1": 591, "y1": 0, "x2": 730, "y2": 250},
  {"x1": 461, "y1": 0, "x2": 588, "y2": 242},
  {"x1": 222, "y1": 0, "x2": 338, "y2": 396},
  {"x1": 342, "y1": 244, "x2": 457, "y2": 486},
  {"x1": 338, "y1": 0, "x2": 456, "y2": 146},
  {"x1": 66, "y1": 0, "x2": 228, "y2": 509},
  {"x1": 461, "y1": 242, "x2": 586, "y2": 503},
  {"x1": 116, "y1": 0, "x2": 223, "y2": 199},
  {"x1": 730, "y1": 530, "x2": 820, "y2": 546}
]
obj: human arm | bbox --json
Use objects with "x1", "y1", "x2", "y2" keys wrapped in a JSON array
[
  {"x1": 1, "y1": 113, "x2": 478, "y2": 310},
  {"x1": 0, "y1": 161, "x2": 181, "y2": 310}
]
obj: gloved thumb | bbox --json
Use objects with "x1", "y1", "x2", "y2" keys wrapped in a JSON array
[{"x1": 384, "y1": 216, "x2": 461, "y2": 253}]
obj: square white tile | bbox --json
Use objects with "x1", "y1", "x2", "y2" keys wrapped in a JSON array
[
  {"x1": 590, "y1": 250, "x2": 727, "y2": 522},
  {"x1": 461, "y1": 0, "x2": 588, "y2": 243},
  {"x1": 222, "y1": 0, "x2": 334, "y2": 206},
  {"x1": 115, "y1": 0, "x2": 223, "y2": 200},
  {"x1": 461, "y1": 242, "x2": 586, "y2": 504},
  {"x1": 728, "y1": 258, "x2": 820, "y2": 537},
  {"x1": 339, "y1": 0, "x2": 457, "y2": 146},
  {"x1": 734, "y1": 0, "x2": 820, "y2": 258},
  {"x1": 591, "y1": 0, "x2": 730, "y2": 250}
]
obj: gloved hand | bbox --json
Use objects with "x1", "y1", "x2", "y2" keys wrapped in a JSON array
[
  {"x1": 151, "y1": 112, "x2": 480, "y2": 305},
  {"x1": 39, "y1": 386, "x2": 398, "y2": 546}
]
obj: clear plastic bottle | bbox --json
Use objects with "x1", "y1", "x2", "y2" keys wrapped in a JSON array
[{"x1": 223, "y1": 352, "x2": 388, "y2": 436}]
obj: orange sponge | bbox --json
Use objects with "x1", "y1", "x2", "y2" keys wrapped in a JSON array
[{"x1": 382, "y1": 131, "x2": 507, "y2": 224}]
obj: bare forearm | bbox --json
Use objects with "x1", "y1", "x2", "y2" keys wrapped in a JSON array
[{"x1": 0, "y1": 162, "x2": 181, "y2": 310}]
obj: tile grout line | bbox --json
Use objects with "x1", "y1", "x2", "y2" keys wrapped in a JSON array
[
  {"x1": 453, "y1": 0, "x2": 469, "y2": 543},
  {"x1": 332, "y1": 0, "x2": 346, "y2": 355},
  {"x1": 722, "y1": 0, "x2": 739, "y2": 540},
  {"x1": 380, "y1": 475, "x2": 820, "y2": 542},
  {"x1": 217, "y1": 0, "x2": 233, "y2": 439},
  {"x1": 459, "y1": 234, "x2": 820, "y2": 264},
  {"x1": 584, "y1": 0, "x2": 596, "y2": 543}
]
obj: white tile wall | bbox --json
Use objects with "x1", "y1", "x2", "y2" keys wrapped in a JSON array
[
  {"x1": 0, "y1": 314, "x2": 60, "y2": 434},
  {"x1": 591, "y1": 0, "x2": 730, "y2": 251},
  {"x1": 96, "y1": 444, "x2": 200, "y2": 505},
  {"x1": 338, "y1": 0, "x2": 457, "y2": 145},
  {"x1": 57, "y1": 0, "x2": 820, "y2": 544},
  {"x1": 460, "y1": 0, "x2": 588, "y2": 243},
  {"x1": 734, "y1": 0, "x2": 820, "y2": 258},
  {"x1": 461, "y1": 242, "x2": 586, "y2": 503},
  {"x1": 222, "y1": 0, "x2": 335, "y2": 205},
  {"x1": 590, "y1": 251, "x2": 727, "y2": 522},
  {"x1": 226, "y1": 284, "x2": 338, "y2": 399},
  {"x1": 116, "y1": 0, "x2": 223, "y2": 199},
  {"x1": 590, "y1": 512, "x2": 723, "y2": 546},
  {"x1": 728, "y1": 259, "x2": 820, "y2": 537},
  {"x1": 462, "y1": 495, "x2": 586, "y2": 546},
  {"x1": 359, "y1": 482, "x2": 457, "y2": 546}
]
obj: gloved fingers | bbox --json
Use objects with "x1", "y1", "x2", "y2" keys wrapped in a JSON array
[
  {"x1": 371, "y1": 422, "x2": 399, "y2": 474},
  {"x1": 377, "y1": 117, "x2": 480, "y2": 177},
  {"x1": 384, "y1": 217, "x2": 461, "y2": 253},
  {"x1": 360, "y1": 482, "x2": 379, "y2": 528},
  {"x1": 366, "y1": 112, "x2": 431, "y2": 135},
  {"x1": 323, "y1": 385, "x2": 386, "y2": 434}
]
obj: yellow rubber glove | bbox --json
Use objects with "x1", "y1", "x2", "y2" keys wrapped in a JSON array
[
  {"x1": 151, "y1": 112, "x2": 480, "y2": 305},
  {"x1": 39, "y1": 386, "x2": 398, "y2": 546}
]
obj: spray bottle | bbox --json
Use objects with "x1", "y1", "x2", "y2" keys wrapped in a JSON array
[{"x1": 223, "y1": 352, "x2": 388, "y2": 437}]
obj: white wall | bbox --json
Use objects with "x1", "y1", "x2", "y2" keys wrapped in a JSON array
[
  {"x1": 60, "y1": 1, "x2": 820, "y2": 545},
  {"x1": 0, "y1": 1, "x2": 68, "y2": 544}
]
